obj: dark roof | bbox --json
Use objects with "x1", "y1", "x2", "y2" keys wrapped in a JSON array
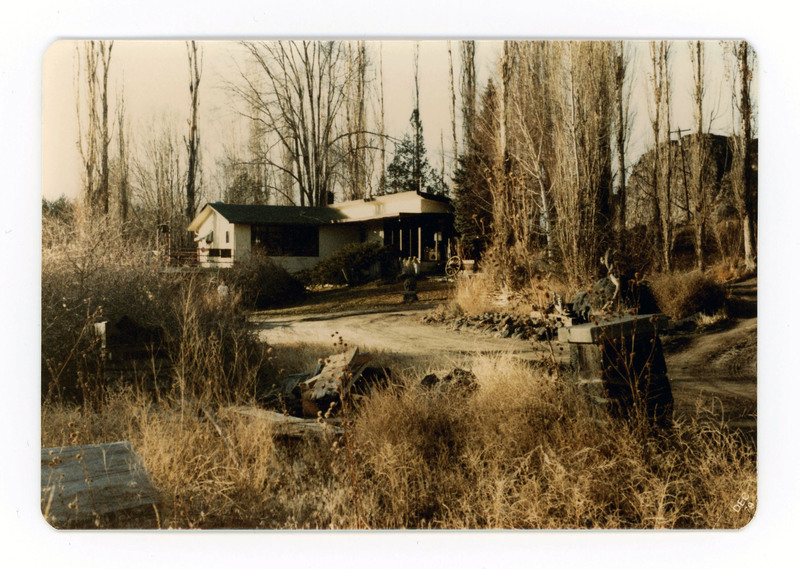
[
  {"x1": 209, "y1": 202, "x2": 345, "y2": 226},
  {"x1": 416, "y1": 190, "x2": 452, "y2": 204}
]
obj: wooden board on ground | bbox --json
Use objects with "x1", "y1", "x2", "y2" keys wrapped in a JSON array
[
  {"x1": 41, "y1": 441, "x2": 159, "y2": 529},
  {"x1": 225, "y1": 406, "x2": 344, "y2": 436}
]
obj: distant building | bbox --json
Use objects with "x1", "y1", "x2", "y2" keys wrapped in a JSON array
[{"x1": 187, "y1": 190, "x2": 455, "y2": 272}]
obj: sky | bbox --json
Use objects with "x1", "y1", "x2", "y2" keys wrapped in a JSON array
[
  {"x1": 42, "y1": 39, "x2": 755, "y2": 203},
  {"x1": 43, "y1": 39, "x2": 503, "y2": 202}
]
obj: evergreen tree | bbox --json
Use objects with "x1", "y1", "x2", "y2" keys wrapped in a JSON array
[
  {"x1": 452, "y1": 81, "x2": 497, "y2": 259},
  {"x1": 385, "y1": 110, "x2": 448, "y2": 195}
]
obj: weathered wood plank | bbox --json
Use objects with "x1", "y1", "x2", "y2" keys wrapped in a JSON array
[
  {"x1": 224, "y1": 406, "x2": 343, "y2": 436},
  {"x1": 41, "y1": 441, "x2": 159, "y2": 528},
  {"x1": 557, "y1": 314, "x2": 667, "y2": 344}
]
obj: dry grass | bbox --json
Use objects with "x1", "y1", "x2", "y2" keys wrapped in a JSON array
[
  {"x1": 650, "y1": 270, "x2": 728, "y2": 320},
  {"x1": 349, "y1": 355, "x2": 756, "y2": 529},
  {"x1": 42, "y1": 352, "x2": 756, "y2": 529},
  {"x1": 451, "y1": 274, "x2": 497, "y2": 315},
  {"x1": 41, "y1": 218, "x2": 755, "y2": 530}
]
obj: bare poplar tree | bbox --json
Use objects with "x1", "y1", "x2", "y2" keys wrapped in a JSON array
[
  {"x1": 507, "y1": 41, "x2": 556, "y2": 258},
  {"x1": 448, "y1": 41, "x2": 458, "y2": 175},
  {"x1": 343, "y1": 41, "x2": 369, "y2": 200},
  {"x1": 688, "y1": 40, "x2": 713, "y2": 270},
  {"x1": 550, "y1": 41, "x2": 614, "y2": 286},
  {"x1": 185, "y1": 41, "x2": 202, "y2": 229},
  {"x1": 378, "y1": 42, "x2": 386, "y2": 196},
  {"x1": 75, "y1": 40, "x2": 113, "y2": 217},
  {"x1": 612, "y1": 40, "x2": 633, "y2": 248},
  {"x1": 98, "y1": 42, "x2": 113, "y2": 215},
  {"x1": 647, "y1": 40, "x2": 674, "y2": 271},
  {"x1": 116, "y1": 88, "x2": 130, "y2": 222},
  {"x1": 729, "y1": 40, "x2": 757, "y2": 271},
  {"x1": 460, "y1": 40, "x2": 476, "y2": 149},
  {"x1": 413, "y1": 41, "x2": 422, "y2": 193}
]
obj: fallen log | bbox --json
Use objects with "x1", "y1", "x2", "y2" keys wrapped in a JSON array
[
  {"x1": 41, "y1": 441, "x2": 159, "y2": 529},
  {"x1": 224, "y1": 406, "x2": 343, "y2": 437}
]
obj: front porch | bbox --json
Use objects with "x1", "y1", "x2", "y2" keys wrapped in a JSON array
[{"x1": 382, "y1": 212, "x2": 454, "y2": 263}]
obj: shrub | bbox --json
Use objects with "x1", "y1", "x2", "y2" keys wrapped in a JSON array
[
  {"x1": 41, "y1": 220, "x2": 180, "y2": 402},
  {"x1": 170, "y1": 277, "x2": 275, "y2": 405},
  {"x1": 302, "y1": 242, "x2": 398, "y2": 286},
  {"x1": 228, "y1": 254, "x2": 306, "y2": 309},
  {"x1": 650, "y1": 270, "x2": 727, "y2": 320}
]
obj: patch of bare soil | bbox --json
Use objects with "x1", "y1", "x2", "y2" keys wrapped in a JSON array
[{"x1": 253, "y1": 306, "x2": 553, "y2": 361}]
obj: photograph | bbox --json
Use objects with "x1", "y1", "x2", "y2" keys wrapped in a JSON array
[{"x1": 40, "y1": 38, "x2": 757, "y2": 530}]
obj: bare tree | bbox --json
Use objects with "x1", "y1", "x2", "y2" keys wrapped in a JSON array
[
  {"x1": 343, "y1": 41, "x2": 369, "y2": 200},
  {"x1": 133, "y1": 115, "x2": 186, "y2": 242},
  {"x1": 185, "y1": 41, "x2": 202, "y2": 229},
  {"x1": 460, "y1": 40, "x2": 476, "y2": 150},
  {"x1": 378, "y1": 42, "x2": 386, "y2": 196},
  {"x1": 729, "y1": 40, "x2": 757, "y2": 271},
  {"x1": 647, "y1": 40, "x2": 675, "y2": 272},
  {"x1": 688, "y1": 40, "x2": 714, "y2": 270},
  {"x1": 236, "y1": 41, "x2": 354, "y2": 206},
  {"x1": 549, "y1": 41, "x2": 614, "y2": 286},
  {"x1": 612, "y1": 40, "x2": 633, "y2": 248},
  {"x1": 413, "y1": 41, "x2": 422, "y2": 193},
  {"x1": 448, "y1": 41, "x2": 458, "y2": 176},
  {"x1": 75, "y1": 40, "x2": 113, "y2": 217},
  {"x1": 116, "y1": 88, "x2": 130, "y2": 222}
]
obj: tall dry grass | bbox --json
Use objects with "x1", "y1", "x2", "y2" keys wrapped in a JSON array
[
  {"x1": 43, "y1": 351, "x2": 755, "y2": 529},
  {"x1": 650, "y1": 270, "x2": 728, "y2": 320},
  {"x1": 349, "y1": 355, "x2": 755, "y2": 529}
]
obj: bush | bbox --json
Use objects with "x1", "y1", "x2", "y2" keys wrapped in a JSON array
[
  {"x1": 41, "y1": 220, "x2": 181, "y2": 402},
  {"x1": 650, "y1": 270, "x2": 727, "y2": 320},
  {"x1": 228, "y1": 254, "x2": 306, "y2": 309},
  {"x1": 302, "y1": 242, "x2": 398, "y2": 286},
  {"x1": 170, "y1": 278, "x2": 275, "y2": 405}
]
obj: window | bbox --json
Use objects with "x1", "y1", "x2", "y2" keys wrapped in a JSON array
[
  {"x1": 251, "y1": 225, "x2": 319, "y2": 257},
  {"x1": 208, "y1": 248, "x2": 232, "y2": 258},
  {"x1": 225, "y1": 231, "x2": 230, "y2": 244}
]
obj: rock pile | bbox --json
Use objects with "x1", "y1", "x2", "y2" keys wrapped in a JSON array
[
  {"x1": 420, "y1": 368, "x2": 479, "y2": 394},
  {"x1": 422, "y1": 311, "x2": 554, "y2": 342}
]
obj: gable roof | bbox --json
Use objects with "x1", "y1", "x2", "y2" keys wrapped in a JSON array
[
  {"x1": 200, "y1": 202, "x2": 345, "y2": 228},
  {"x1": 188, "y1": 191, "x2": 452, "y2": 232}
]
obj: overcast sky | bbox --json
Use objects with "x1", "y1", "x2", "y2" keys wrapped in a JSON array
[{"x1": 42, "y1": 39, "x2": 754, "y2": 202}]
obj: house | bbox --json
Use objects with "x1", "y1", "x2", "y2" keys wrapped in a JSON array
[{"x1": 187, "y1": 190, "x2": 455, "y2": 272}]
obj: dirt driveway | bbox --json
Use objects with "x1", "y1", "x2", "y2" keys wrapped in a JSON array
[{"x1": 254, "y1": 306, "x2": 552, "y2": 360}]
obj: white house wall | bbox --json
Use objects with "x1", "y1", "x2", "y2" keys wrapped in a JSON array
[
  {"x1": 331, "y1": 192, "x2": 449, "y2": 220},
  {"x1": 233, "y1": 225, "x2": 251, "y2": 263},
  {"x1": 194, "y1": 209, "x2": 236, "y2": 268}
]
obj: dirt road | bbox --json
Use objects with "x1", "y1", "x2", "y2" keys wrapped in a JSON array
[{"x1": 254, "y1": 306, "x2": 552, "y2": 360}]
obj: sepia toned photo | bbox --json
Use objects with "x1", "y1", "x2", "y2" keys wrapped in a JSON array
[{"x1": 41, "y1": 39, "x2": 757, "y2": 530}]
